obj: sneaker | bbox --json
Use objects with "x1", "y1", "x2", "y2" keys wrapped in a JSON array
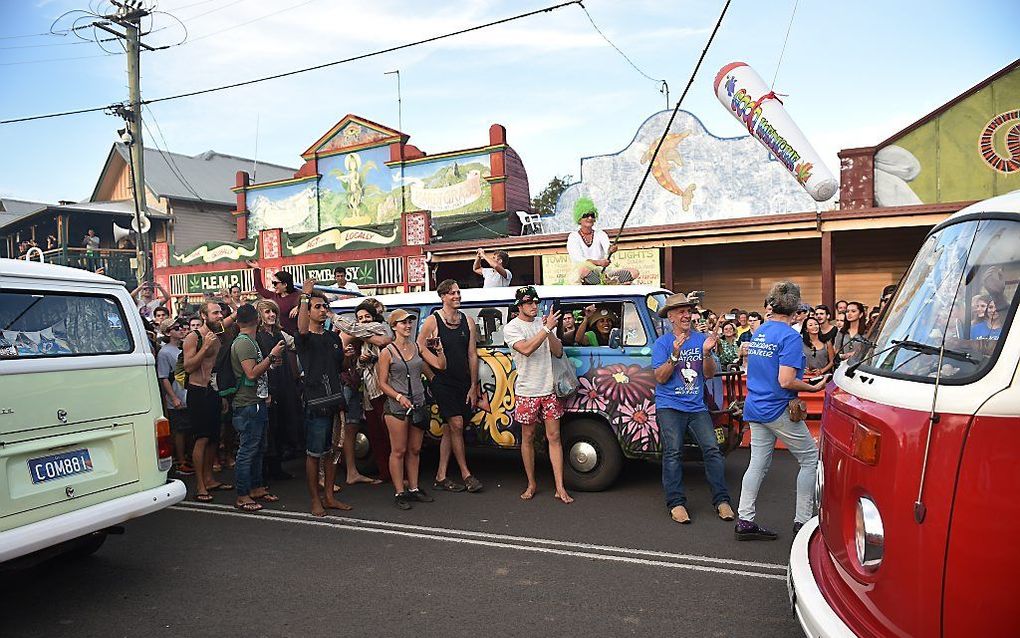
[
  {"x1": 734, "y1": 519, "x2": 778, "y2": 541},
  {"x1": 463, "y1": 475, "x2": 484, "y2": 493},
  {"x1": 793, "y1": 521, "x2": 804, "y2": 535},
  {"x1": 407, "y1": 488, "x2": 434, "y2": 503},
  {"x1": 716, "y1": 502, "x2": 735, "y2": 521},
  {"x1": 669, "y1": 505, "x2": 691, "y2": 524},
  {"x1": 394, "y1": 493, "x2": 412, "y2": 510},
  {"x1": 433, "y1": 478, "x2": 466, "y2": 492}
]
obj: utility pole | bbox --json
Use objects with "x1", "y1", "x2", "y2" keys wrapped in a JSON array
[
  {"x1": 98, "y1": 0, "x2": 155, "y2": 283},
  {"x1": 385, "y1": 70, "x2": 404, "y2": 220}
]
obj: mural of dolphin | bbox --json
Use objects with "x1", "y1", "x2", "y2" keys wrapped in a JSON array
[{"x1": 641, "y1": 132, "x2": 697, "y2": 211}]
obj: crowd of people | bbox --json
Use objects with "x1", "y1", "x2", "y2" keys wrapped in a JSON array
[{"x1": 133, "y1": 251, "x2": 912, "y2": 537}]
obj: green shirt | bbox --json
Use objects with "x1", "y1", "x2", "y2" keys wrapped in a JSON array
[{"x1": 231, "y1": 334, "x2": 267, "y2": 407}]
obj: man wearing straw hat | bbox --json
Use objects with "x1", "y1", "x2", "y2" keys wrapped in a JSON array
[
  {"x1": 652, "y1": 291, "x2": 735, "y2": 524},
  {"x1": 566, "y1": 197, "x2": 640, "y2": 285}
]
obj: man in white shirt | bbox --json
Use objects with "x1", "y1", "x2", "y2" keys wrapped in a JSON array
[
  {"x1": 503, "y1": 285, "x2": 573, "y2": 504},
  {"x1": 566, "y1": 197, "x2": 639, "y2": 285},
  {"x1": 333, "y1": 267, "x2": 361, "y2": 293},
  {"x1": 472, "y1": 249, "x2": 512, "y2": 287}
]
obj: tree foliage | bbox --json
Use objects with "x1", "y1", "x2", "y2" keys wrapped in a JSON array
[{"x1": 530, "y1": 174, "x2": 573, "y2": 216}]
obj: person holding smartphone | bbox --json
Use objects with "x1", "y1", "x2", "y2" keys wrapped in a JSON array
[{"x1": 377, "y1": 309, "x2": 447, "y2": 510}]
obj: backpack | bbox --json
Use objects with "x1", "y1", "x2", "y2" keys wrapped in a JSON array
[
  {"x1": 218, "y1": 333, "x2": 258, "y2": 398},
  {"x1": 173, "y1": 331, "x2": 202, "y2": 387}
]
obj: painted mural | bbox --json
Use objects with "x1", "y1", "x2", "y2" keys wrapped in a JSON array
[
  {"x1": 874, "y1": 65, "x2": 1020, "y2": 206},
  {"x1": 246, "y1": 180, "x2": 317, "y2": 237},
  {"x1": 318, "y1": 147, "x2": 492, "y2": 228},
  {"x1": 171, "y1": 237, "x2": 258, "y2": 266},
  {"x1": 545, "y1": 110, "x2": 831, "y2": 234},
  {"x1": 316, "y1": 121, "x2": 390, "y2": 154}
]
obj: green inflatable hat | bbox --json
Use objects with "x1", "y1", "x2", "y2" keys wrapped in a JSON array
[{"x1": 573, "y1": 197, "x2": 598, "y2": 224}]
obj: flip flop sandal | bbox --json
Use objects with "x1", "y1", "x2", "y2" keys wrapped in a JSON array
[
  {"x1": 255, "y1": 493, "x2": 280, "y2": 502},
  {"x1": 195, "y1": 493, "x2": 214, "y2": 502},
  {"x1": 235, "y1": 501, "x2": 263, "y2": 512},
  {"x1": 208, "y1": 483, "x2": 235, "y2": 491}
]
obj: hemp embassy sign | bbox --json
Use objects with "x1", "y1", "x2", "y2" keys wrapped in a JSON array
[{"x1": 186, "y1": 269, "x2": 245, "y2": 293}]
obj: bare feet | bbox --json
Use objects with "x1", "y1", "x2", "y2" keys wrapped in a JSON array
[
  {"x1": 346, "y1": 474, "x2": 383, "y2": 486},
  {"x1": 554, "y1": 490, "x2": 574, "y2": 504},
  {"x1": 311, "y1": 501, "x2": 327, "y2": 517},
  {"x1": 520, "y1": 485, "x2": 537, "y2": 500},
  {"x1": 318, "y1": 481, "x2": 343, "y2": 494},
  {"x1": 324, "y1": 498, "x2": 353, "y2": 511}
]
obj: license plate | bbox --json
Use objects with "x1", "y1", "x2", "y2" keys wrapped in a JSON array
[{"x1": 28, "y1": 448, "x2": 93, "y2": 484}]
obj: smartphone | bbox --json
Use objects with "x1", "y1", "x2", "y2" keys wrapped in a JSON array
[
  {"x1": 723, "y1": 313, "x2": 736, "y2": 321},
  {"x1": 426, "y1": 336, "x2": 441, "y2": 350},
  {"x1": 807, "y1": 373, "x2": 832, "y2": 385},
  {"x1": 540, "y1": 299, "x2": 554, "y2": 316}
]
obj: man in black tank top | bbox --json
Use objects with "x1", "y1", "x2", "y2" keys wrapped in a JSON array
[{"x1": 417, "y1": 279, "x2": 484, "y2": 493}]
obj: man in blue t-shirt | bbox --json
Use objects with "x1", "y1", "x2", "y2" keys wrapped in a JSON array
[
  {"x1": 652, "y1": 292, "x2": 734, "y2": 524},
  {"x1": 736, "y1": 282, "x2": 827, "y2": 542}
]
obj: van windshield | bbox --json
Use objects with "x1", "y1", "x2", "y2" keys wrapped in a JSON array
[{"x1": 856, "y1": 218, "x2": 1019, "y2": 383}]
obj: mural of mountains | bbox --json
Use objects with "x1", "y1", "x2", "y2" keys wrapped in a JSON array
[{"x1": 546, "y1": 110, "x2": 833, "y2": 233}]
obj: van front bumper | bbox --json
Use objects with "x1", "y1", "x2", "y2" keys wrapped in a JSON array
[
  {"x1": 0, "y1": 479, "x2": 186, "y2": 563},
  {"x1": 788, "y1": 517, "x2": 856, "y2": 638}
]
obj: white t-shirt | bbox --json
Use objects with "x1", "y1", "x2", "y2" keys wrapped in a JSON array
[
  {"x1": 481, "y1": 267, "x2": 512, "y2": 288},
  {"x1": 342, "y1": 281, "x2": 361, "y2": 292},
  {"x1": 137, "y1": 297, "x2": 161, "y2": 320},
  {"x1": 567, "y1": 229, "x2": 610, "y2": 264},
  {"x1": 504, "y1": 317, "x2": 555, "y2": 397}
]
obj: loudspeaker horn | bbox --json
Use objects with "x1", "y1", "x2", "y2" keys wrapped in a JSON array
[
  {"x1": 131, "y1": 213, "x2": 151, "y2": 234},
  {"x1": 113, "y1": 222, "x2": 133, "y2": 243}
]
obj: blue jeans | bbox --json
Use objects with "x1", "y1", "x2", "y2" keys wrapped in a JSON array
[
  {"x1": 658, "y1": 408, "x2": 731, "y2": 509},
  {"x1": 737, "y1": 412, "x2": 818, "y2": 524},
  {"x1": 232, "y1": 402, "x2": 268, "y2": 497}
]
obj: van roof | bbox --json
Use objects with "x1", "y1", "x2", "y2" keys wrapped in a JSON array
[
  {"x1": 330, "y1": 284, "x2": 670, "y2": 310},
  {"x1": 0, "y1": 258, "x2": 122, "y2": 287}
]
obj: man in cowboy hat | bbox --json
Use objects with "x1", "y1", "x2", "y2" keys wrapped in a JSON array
[
  {"x1": 566, "y1": 197, "x2": 640, "y2": 285},
  {"x1": 652, "y1": 291, "x2": 735, "y2": 524}
]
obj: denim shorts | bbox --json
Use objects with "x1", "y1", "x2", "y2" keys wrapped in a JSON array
[
  {"x1": 304, "y1": 409, "x2": 333, "y2": 458},
  {"x1": 343, "y1": 385, "x2": 364, "y2": 426}
]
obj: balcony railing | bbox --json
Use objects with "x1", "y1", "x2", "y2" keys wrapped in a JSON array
[{"x1": 39, "y1": 247, "x2": 140, "y2": 289}]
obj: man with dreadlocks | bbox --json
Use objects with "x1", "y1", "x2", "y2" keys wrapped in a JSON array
[{"x1": 566, "y1": 197, "x2": 640, "y2": 285}]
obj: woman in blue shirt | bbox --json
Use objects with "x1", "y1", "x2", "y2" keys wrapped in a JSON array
[{"x1": 735, "y1": 282, "x2": 827, "y2": 541}]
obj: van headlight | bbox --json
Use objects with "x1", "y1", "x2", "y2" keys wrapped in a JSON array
[{"x1": 855, "y1": 496, "x2": 884, "y2": 571}]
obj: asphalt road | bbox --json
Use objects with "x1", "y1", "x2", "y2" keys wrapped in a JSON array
[{"x1": 1, "y1": 446, "x2": 805, "y2": 637}]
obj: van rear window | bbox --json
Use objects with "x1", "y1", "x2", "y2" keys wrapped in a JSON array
[{"x1": 0, "y1": 292, "x2": 132, "y2": 359}]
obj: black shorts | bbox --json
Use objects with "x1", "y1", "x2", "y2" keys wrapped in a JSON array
[
  {"x1": 167, "y1": 407, "x2": 191, "y2": 434},
  {"x1": 186, "y1": 384, "x2": 221, "y2": 442},
  {"x1": 431, "y1": 380, "x2": 474, "y2": 422}
]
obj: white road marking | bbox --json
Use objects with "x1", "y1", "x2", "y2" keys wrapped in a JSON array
[{"x1": 171, "y1": 502, "x2": 786, "y2": 581}]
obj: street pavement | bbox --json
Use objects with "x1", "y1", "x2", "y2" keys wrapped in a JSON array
[{"x1": 1, "y1": 446, "x2": 805, "y2": 637}]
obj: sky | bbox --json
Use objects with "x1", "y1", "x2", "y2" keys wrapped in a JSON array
[{"x1": 0, "y1": 0, "x2": 1017, "y2": 206}]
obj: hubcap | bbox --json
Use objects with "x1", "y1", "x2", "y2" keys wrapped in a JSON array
[
  {"x1": 354, "y1": 432, "x2": 371, "y2": 459},
  {"x1": 569, "y1": 441, "x2": 599, "y2": 473}
]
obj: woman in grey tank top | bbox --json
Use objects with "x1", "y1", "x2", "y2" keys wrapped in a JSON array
[{"x1": 377, "y1": 309, "x2": 447, "y2": 510}]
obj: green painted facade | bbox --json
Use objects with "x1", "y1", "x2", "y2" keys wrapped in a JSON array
[{"x1": 886, "y1": 67, "x2": 1020, "y2": 203}]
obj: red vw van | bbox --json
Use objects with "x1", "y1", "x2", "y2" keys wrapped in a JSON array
[{"x1": 788, "y1": 190, "x2": 1020, "y2": 637}]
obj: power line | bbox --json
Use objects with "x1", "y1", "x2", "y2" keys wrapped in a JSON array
[
  {"x1": 182, "y1": 0, "x2": 317, "y2": 44},
  {"x1": 1, "y1": 0, "x2": 583, "y2": 125},
  {"x1": 771, "y1": 0, "x2": 800, "y2": 89},
  {"x1": 579, "y1": 2, "x2": 663, "y2": 85},
  {"x1": 142, "y1": 107, "x2": 208, "y2": 206}
]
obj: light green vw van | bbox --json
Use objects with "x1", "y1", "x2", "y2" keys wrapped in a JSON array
[{"x1": 0, "y1": 259, "x2": 185, "y2": 564}]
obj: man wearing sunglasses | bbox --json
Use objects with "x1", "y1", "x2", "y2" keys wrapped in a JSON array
[{"x1": 504, "y1": 286, "x2": 573, "y2": 504}]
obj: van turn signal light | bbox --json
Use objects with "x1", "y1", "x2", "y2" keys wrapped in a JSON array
[
  {"x1": 155, "y1": 417, "x2": 173, "y2": 472},
  {"x1": 851, "y1": 422, "x2": 881, "y2": 465}
]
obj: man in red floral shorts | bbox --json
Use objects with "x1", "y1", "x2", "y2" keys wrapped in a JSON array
[{"x1": 503, "y1": 286, "x2": 574, "y2": 504}]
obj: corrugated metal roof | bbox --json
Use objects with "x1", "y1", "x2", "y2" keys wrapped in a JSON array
[
  {"x1": 0, "y1": 197, "x2": 50, "y2": 229},
  {"x1": 111, "y1": 143, "x2": 297, "y2": 206}
]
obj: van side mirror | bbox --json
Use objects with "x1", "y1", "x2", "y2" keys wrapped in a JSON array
[{"x1": 608, "y1": 327, "x2": 621, "y2": 349}]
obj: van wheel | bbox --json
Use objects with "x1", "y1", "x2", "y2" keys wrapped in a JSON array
[
  {"x1": 561, "y1": 418, "x2": 623, "y2": 492},
  {"x1": 64, "y1": 533, "x2": 107, "y2": 559}
]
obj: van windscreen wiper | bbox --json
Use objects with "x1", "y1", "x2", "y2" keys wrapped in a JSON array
[{"x1": 890, "y1": 339, "x2": 976, "y2": 364}]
